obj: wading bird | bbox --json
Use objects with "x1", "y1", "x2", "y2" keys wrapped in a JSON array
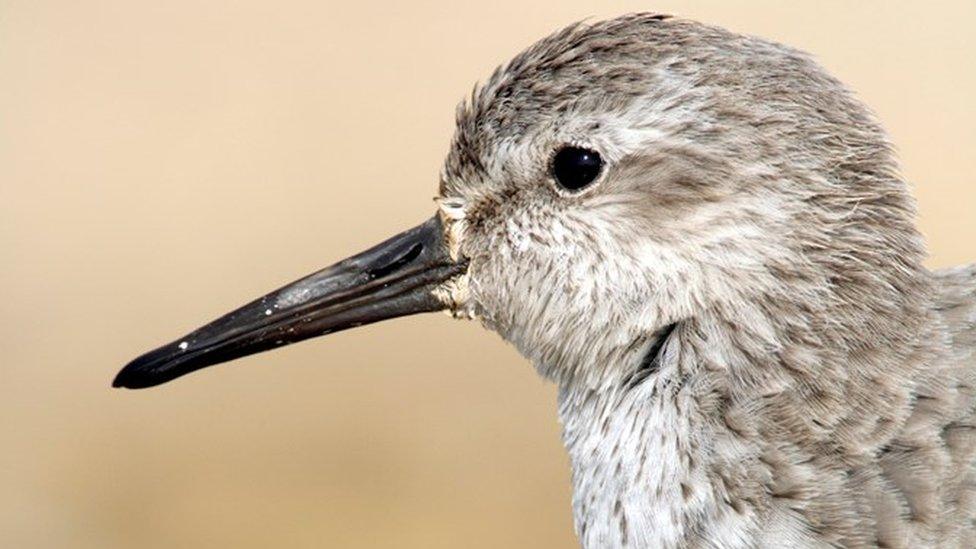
[{"x1": 115, "y1": 14, "x2": 976, "y2": 548}]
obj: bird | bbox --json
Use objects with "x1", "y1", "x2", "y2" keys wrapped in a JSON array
[{"x1": 113, "y1": 13, "x2": 976, "y2": 548}]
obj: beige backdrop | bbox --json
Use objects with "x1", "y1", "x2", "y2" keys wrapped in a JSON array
[{"x1": 2, "y1": 1, "x2": 974, "y2": 547}]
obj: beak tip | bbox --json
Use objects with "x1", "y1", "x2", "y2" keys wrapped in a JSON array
[
  {"x1": 111, "y1": 369, "x2": 139, "y2": 389},
  {"x1": 111, "y1": 366, "x2": 144, "y2": 389},
  {"x1": 113, "y1": 354, "x2": 169, "y2": 390}
]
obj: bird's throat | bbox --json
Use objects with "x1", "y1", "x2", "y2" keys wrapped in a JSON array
[
  {"x1": 555, "y1": 323, "x2": 749, "y2": 548},
  {"x1": 558, "y1": 375, "x2": 710, "y2": 547}
]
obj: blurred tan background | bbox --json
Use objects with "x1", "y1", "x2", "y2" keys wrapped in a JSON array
[{"x1": 1, "y1": 1, "x2": 974, "y2": 547}]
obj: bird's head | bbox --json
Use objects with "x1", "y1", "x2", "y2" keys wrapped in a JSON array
[
  {"x1": 434, "y1": 15, "x2": 929, "y2": 388},
  {"x1": 115, "y1": 15, "x2": 928, "y2": 392}
]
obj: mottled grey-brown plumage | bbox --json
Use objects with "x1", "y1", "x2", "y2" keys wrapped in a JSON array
[{"x1": 435, "y1": 14, "x2": 976, "y2": 548}]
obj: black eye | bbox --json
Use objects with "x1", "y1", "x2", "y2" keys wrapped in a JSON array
[{"x1": 551, "y1": 146, "x2": 604, "y2": 191}]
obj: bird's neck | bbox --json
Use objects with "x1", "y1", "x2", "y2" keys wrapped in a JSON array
[
  {"x1": 556, "y1": 283, "x2": 938, "y2": 548},
  {"x1": 554, "y1": 316, "x2": 722, "y2": 548},
  {"x1": 558, "y1": 373, "x2": 714, "y2": 548},
  {"x1": 553, "y1": 312, "x2": 831, "y2": 548}
]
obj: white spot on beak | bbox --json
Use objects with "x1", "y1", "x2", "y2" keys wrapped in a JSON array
[
  {"x1": 178, "y1": 341, "x2": 189, "y2": 351},
  {"x1": 276, "y1": 287, "x2": 312, "y2": 309},
  {"x1": 265, "y1": 309, "x2": 273, "y2": 316}
]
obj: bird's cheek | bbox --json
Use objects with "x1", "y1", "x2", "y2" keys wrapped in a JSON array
[{"x1": 449, "y1": 262, "x2": 516, "y2": 334}]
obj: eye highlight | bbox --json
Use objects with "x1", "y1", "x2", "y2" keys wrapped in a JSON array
[{"x1": 551, "y1": 146, "x2": 603, "y2": 192}]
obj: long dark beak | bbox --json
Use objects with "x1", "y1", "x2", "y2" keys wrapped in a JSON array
[{"x1": 113, "y1": 216, "x2": 465, "y2": 389}]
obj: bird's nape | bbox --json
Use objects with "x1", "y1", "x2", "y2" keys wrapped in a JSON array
[{"x1": 113, "y1": 216, "x2": 466, "y2": 389}]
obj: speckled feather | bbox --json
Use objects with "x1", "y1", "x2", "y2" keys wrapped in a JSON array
[{"x1": 434, "y1": 14, "x2": 976, "y2": 548}]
